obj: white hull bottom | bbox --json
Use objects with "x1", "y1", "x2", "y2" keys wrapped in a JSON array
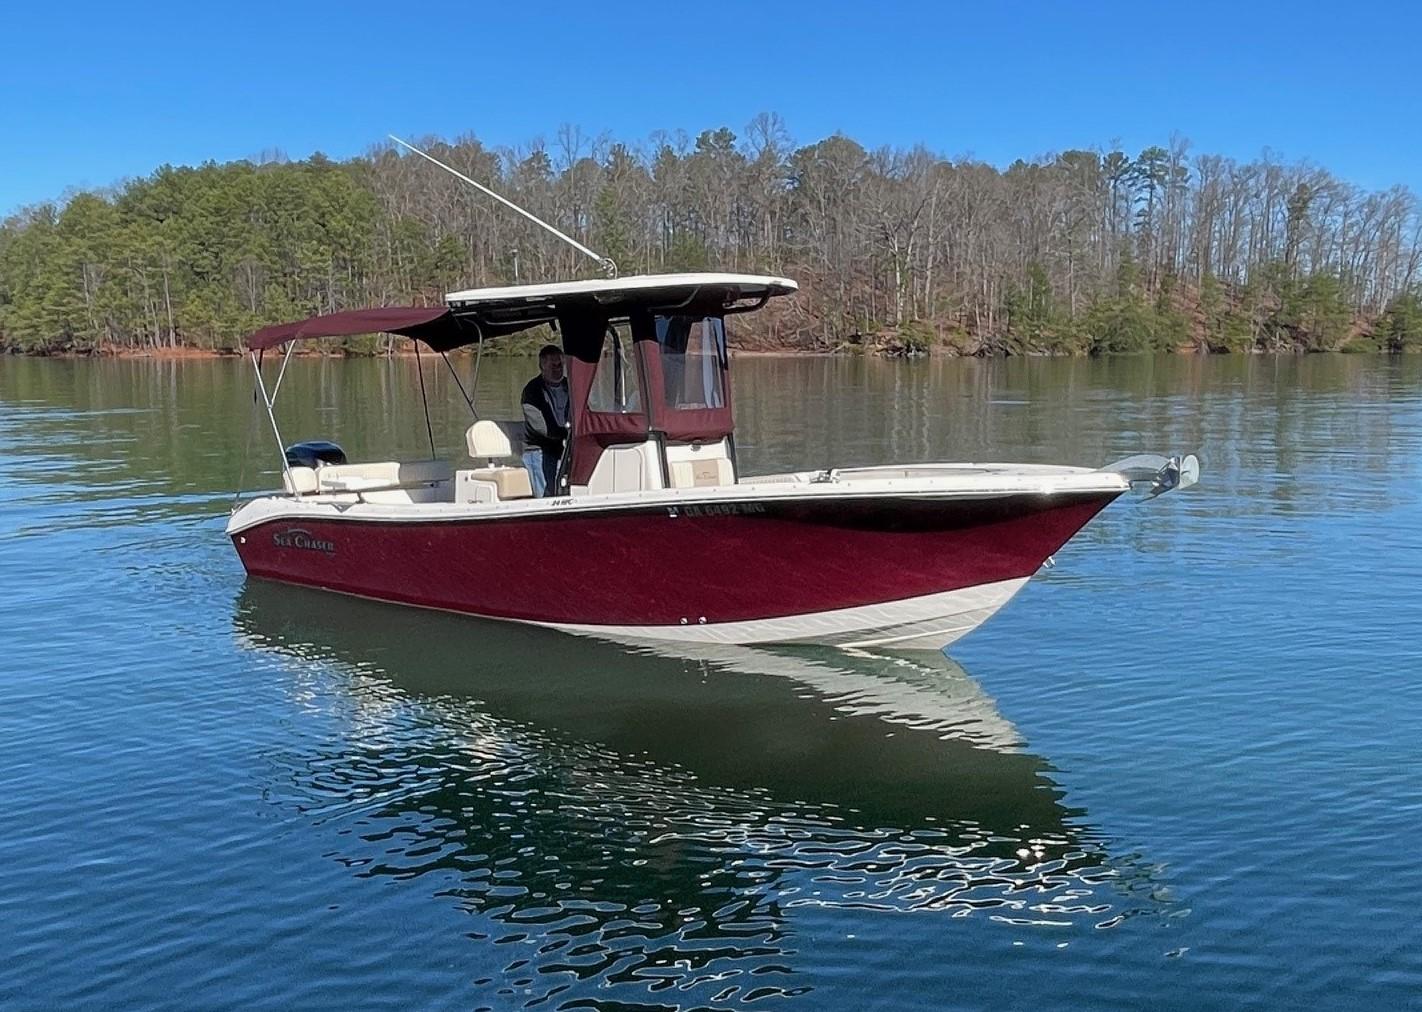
[{"x1": 539, "y1": 577, "x2": 1033, "y2": 651}]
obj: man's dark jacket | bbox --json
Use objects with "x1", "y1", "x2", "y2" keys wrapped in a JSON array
[{"x1": 521, "y1": 377, "x2": 568, "y2": 454}]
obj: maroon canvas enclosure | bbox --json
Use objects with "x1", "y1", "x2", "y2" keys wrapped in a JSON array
[
  {"x1": 560, "y1": 308, "x2": 737, "y2": 486},
  {"x1": 562, "y1": 312, "x2": 652, "y2": 486},
  {"x1": 637, "y1": 330, "x2": 735, "y2": 443}
]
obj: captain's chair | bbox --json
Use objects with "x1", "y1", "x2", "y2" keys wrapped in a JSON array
[{"x1": 458, "y1": 420, "x2": 534, "y2": 502}]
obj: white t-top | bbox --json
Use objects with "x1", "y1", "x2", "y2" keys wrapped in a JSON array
[{"x1": 445, "y1": 272, "x2": 798, "y2": 306}]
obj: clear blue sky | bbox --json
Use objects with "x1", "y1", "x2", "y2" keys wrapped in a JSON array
[{"x1": 5, "y1": 0, "x2": 1420, "y2": 213}]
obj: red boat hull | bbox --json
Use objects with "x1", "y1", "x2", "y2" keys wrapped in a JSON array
[{"x1": 231, "y1": 491, "x2": 1118, "y2": 636}]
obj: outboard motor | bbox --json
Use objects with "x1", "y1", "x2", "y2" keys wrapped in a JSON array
[{"x1": 284, "y1": 440, "x2": 347, "y2": 469}]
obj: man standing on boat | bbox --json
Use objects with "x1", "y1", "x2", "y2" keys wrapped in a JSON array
[{"x1": 521, "y1": 344, "x2": 570, "y2": 496}]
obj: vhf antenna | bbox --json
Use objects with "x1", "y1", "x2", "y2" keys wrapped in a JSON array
[{"x1": 388, "y1": 134, "x2": 618, "y2": 279}]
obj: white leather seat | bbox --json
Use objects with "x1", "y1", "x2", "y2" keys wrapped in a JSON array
[
  {"x1": 315, "y1": 459, "x2": 452, "y2": 489},
  {"x1": 280, "y1": 460, "x2": 453, "y2": 503},
  {"x1": 282, "y1": 466, "x2": 319, "y2": 495},
  {"x1": 460, "y1": 420, "x2": 532, "y2": 501},
  {"x1": 466, "y1": 420, "x2": 524, "y2": 462}
]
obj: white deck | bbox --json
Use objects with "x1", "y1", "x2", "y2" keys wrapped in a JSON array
[{"x1": 227, "y1": 463, "x2": 1129, "y2": 535}]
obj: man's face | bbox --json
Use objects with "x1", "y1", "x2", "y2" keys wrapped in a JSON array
[{"x1": 540, "y1": 353, "x2": 564, "y2": 383}]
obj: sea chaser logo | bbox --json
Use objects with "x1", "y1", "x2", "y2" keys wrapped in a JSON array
[{"x1": 272, "y1": 527, "x2": 335, "y2": 555}]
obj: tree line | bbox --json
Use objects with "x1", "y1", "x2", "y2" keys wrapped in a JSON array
[{"x1": 4, "y1": 115, "x2": 1422, "y2": 356}]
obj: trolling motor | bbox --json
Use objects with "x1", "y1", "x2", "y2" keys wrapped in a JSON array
[{"x1": 1098, "y1": 453, "x2": 1202, "y2": 499}]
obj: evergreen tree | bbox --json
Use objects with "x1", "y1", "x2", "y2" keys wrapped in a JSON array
[{"x1": 1380, "y1": 292, "x2": 1422, "y2": 351}]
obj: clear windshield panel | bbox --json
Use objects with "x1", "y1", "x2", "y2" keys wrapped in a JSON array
[
  {"x1": 654, "y1": 315, "x2": 727, "y2": 410},
  {"x1": 587, "y1": 320, "x2": 642, "y2": 414}
]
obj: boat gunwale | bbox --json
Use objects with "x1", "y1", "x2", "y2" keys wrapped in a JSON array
[{"x1": 225, "y1": 470, "x2": 1129, "y2": 536}]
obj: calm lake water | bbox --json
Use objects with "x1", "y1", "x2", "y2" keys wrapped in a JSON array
[{"x1": 2, "y1": 353, "x2": 1420, "y2": 1010}]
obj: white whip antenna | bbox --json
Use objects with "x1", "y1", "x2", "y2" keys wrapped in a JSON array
[{"x1": 389, "y1": 134, "x2": 617, "y2": 278}]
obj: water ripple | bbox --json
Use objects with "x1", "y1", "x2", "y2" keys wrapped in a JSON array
[{"x1": 4, "y1": 356, "x2": 1422, "y2": 1009}]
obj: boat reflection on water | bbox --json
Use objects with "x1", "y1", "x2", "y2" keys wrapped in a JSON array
[{"x1": 234, "y1": 582, "x2": 1178, "y2": 1009}]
